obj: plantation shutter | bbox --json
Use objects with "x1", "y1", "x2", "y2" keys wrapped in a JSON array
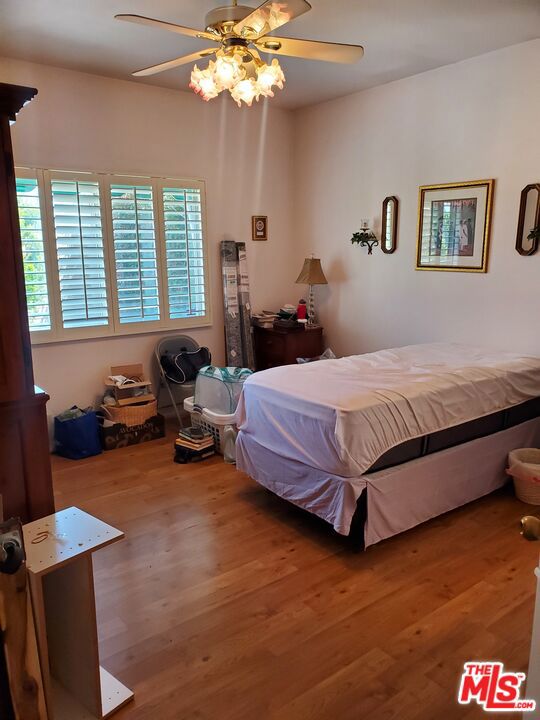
[
  {"x1": 17, "y1": 168, "x2": 209, "y2": 342},
  {"x1": 110, "y1": 183, "x2": 160, "y2": 324},
  {"x1": 161, "y1": 184, "x2": 206, "y2": 319},
  {"x1": 15, "y1": 176, "x2": 52, "y2": 332},
  {"x1": 49, "y1": 175, "x2": 109, "y2": 329}
]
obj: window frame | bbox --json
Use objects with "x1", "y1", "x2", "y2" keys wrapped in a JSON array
[{"x1": 15, "y1": 167, "x2": 212, "y2": 345}]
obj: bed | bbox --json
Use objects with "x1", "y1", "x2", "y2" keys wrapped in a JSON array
[{"x1": 235, "y1": 343, "x2": 540, "y2": 548}]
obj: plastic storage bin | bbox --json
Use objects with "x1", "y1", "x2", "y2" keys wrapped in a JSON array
[
  {"x1": 194, "y1": 366, "x2": 252, "y2": 415},
  {"x1": 507, "y1": 448, "x2": 540, "y2": 504},
  {"x1": 184, "y1": 396, "x2": 237, "y2": 455}
]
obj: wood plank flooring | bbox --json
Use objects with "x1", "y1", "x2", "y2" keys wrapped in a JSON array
[{"x1": 51, "y1": 430, "x2": 540, "y2": 720}]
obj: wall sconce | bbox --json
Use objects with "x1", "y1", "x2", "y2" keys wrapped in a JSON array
[{"x1": 351, "y1": 219, "x2": 378, "y2": 254}]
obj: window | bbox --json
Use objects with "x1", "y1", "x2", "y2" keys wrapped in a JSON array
[
  {"x1": 110, "y1": 182, "x2": 160, "y2": 325},
  {"x1": 50, "y1": 175, "x2": 109, "y2": 329},
  {"x1": 161, "y1": 184, "x2": 206, "y2": 319},
  {"x1": 15, "y1": 174, "x2": 52, "y2": 332},
  {"x1": 15, "y1": 168, "x2": 210, "y2": 343}
]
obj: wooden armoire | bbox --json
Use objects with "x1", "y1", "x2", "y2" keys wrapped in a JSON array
[{"x1": 0, "y1": 82, "x2": 55, "y2": 522}]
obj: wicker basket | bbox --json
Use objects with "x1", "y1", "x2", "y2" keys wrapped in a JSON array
[
  {"x1": 101, "y1": 400, "x2": 157, "y2": 427},
  {"x1": 508, "y1": 448, "x2": 540, "y2": 505}
]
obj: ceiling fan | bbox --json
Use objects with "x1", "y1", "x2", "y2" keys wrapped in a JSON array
[{"x1": 116, "y1": 0, "x2": 364, "y2": 107}]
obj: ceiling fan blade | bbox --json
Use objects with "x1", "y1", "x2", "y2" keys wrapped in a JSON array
[
  {"x1": 255, "y1": 35, "x2": 364, "y2": 64},
  {"x1": 132, "y1": 49, "x2": 216, "y2": 77},
  {"x1": 234, "y1": 0, "x2": 312, "y2": 40},
  {"x1": 115, "y1": 14, "x2": 217, "y2": 42}
]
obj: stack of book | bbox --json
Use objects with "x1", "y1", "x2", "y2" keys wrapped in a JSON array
[
  {"x1": 174, "y1": 427, "x2": 216, "y2": 463},
  {"x1": 252, "y1": 311, "x2": 278, "y2": 328}
]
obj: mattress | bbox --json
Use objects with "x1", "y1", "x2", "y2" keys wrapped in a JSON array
[
  {"x1": 235, "y1": 417, "x2": 540, "y2": 541},
  {"x1": 368, "y1": 395, "x2": 540, "y2": 472},
  {"x1": 236, "y1": 343, "x2": 540, "y2": 478}
]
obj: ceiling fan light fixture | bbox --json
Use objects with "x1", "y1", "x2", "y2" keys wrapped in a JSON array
[
  {"x1": 256, "y1": 58, "x2": 285, "y2": 96},
  {"x1": 189, "y1": 64, "x2": 220, "y2": 101},
  {"x1": 230, "y1": 77, "x2": 260, "y2": 107},
  {"x1": 214, "y1": 51, "x2": 245, "y2": 89},
  {"x1": 189, "y1": 52, "x2": 285, "y2": 106}
]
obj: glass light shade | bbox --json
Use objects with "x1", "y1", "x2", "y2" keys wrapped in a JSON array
[
  {"x1": 214, "y1": 53, "x2": 245, "y2": 90},
  {"x1": 230, "y1": 78, "x2": 260, "y2": 108},
  {"x1": 189, "y1": 64, "x2": 203, "y2": 90},
  {"x1": 189, "y1": 54, "x2": 286, "y2": 106},
  {"x1": 189, "y1": 64, "x2": 219, "y2": 101},
  {"x1": 256, "y1": 59, "x2": 285, "y2": 97}
]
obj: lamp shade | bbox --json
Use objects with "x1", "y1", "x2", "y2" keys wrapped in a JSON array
[{"x1": 295, "y1": 257, "x2": 328, "y2": 285}]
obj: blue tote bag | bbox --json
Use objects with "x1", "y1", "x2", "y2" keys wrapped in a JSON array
[{"x1": 54, "y1": 407, "x2": 102, "y2": 460}]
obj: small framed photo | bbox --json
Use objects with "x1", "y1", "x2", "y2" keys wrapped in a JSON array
[
  {"x1": 416, "y1": 179, "x2": 494, "y2": 272},
  {"x1": 252, "y1": 215, "x2": 268, "y2": 241}
]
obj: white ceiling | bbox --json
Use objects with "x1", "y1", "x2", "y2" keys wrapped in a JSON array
[{"x1": 0, "y1": 0, "x2": 539, "y2": 109}]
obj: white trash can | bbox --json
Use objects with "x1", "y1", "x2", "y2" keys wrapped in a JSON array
[{"x1": 507, "y1": 448, "x2": 540, "y2": 504}]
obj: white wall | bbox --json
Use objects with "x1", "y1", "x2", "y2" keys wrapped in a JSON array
[
  {"x1": 293, "y1": 40, "x2": 540, "y2": 358},
  {"x1": 2, "y1": 40, "x2": 539, "y2": 418},
  {"x1": 0, "y1": 58, "x2": 297, "y2": 415}
]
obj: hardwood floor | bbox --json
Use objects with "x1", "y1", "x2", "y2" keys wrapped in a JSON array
[{"x1": 51, "y1": 430, "x2": 540, "y2": 720}]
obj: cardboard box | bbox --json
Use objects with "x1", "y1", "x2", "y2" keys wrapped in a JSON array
[
  {"x1": 104, "y1": 363, "x2": 154, "y2": 407},
  {"x1": 99, "y1": 414, "x2": 165, "y2": 451}
]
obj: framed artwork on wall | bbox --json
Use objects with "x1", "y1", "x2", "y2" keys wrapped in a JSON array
[
  {"x1": 252, "y1": 215, "x2": 268, "y2": 241},
  {"x1": 416, "y1": 179, "x2": 494, "y2": 272}
]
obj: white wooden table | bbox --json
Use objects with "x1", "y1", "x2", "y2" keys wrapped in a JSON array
[{"x1": 23, "y1": 507, "x2": 134, "y2": 720}]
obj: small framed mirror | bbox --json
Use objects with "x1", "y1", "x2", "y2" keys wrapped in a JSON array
[
  {"x1": 381, "y1": 196, "x2": 398, "y2": 254},
  {"x1": 516, "y1": 183, "x2": 540, "y2": 256}
]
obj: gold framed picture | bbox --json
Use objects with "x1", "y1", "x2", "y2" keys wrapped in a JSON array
[
  {"x1": 252, "y1": 215, "x2": 268, "y2": 241},
  {"x1": 416, "y1": 179, "x2": 494, "y2": 272}
]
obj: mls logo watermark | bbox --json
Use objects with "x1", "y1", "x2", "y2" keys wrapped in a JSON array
[{"x1": 458, "y1": 662, "x2": 536, "y2": 712}]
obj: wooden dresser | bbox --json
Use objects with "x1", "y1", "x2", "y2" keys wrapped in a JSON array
[
  {"x1": 253, "y1": 325, "x2": 324, "y2": 371},
  {"x1": 0, "y1": 83, "x2": 54, "y2": 522}
]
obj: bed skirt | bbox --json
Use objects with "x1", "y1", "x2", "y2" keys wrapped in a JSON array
[{"x1": 236, "y1": 417, "x2": 540, "y2": 548}]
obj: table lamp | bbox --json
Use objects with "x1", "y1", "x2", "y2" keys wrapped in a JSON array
[{"x1": 295, "y1": 256, "x2": 328, "y2": 326}]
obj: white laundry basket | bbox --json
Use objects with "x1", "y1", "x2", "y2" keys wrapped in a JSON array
[
  {"x1": 507, "y1": 448, "x2": 540, "y2": 504},
  {"x1": 184, "y1": 396, "x2": 236, "y2": 455}
]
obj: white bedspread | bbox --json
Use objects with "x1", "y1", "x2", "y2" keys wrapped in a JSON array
[{"x1": 236, "y1": 343, "x2": 540, "y2": 478}]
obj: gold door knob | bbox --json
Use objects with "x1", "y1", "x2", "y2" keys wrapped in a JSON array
[{"x1": 521, "y1": 515, "x2": 540, "y2": 541}]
